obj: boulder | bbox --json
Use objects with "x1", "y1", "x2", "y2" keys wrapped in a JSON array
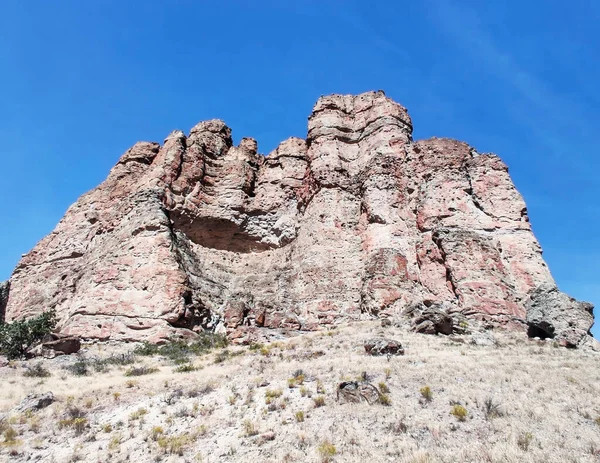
[
  {"x1": 363, "y1": 338, "x2": 404, "y2": 356},
  {"x1": 405, "y1": 302, "x2": 453, "y2": 335},
  {"x1": 27, "y1": 334, "x2": 81, "y2": 358},
  {"x1": 337, "y1": 381, "x2": 382, "y2": 404},
  {"x1": 526, "y1": 284, "x2": 594, "y2": 348},
  {"x1": 14, "y1": 392, "x2": 54, "y2": 413}
]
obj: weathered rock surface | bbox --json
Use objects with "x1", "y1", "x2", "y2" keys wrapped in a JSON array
[
  {"x1": 527, "y1": 284, "x2": 594, "y2": 347},
  {"x1": 0, "y1": 280, "x2": 9, "y2": 322},
  {"x1": 27, "y1": 334, "x2": 81, "y2": 358},
  {"x1": 2, "y1": 91, "x2": 594, "y2": 343},
  {"x1": 405, "y1": 303, "x2": 454, "y2": 335},
  {"x1": 14, "y1": 392, "x2": 54, "y2": 414},
  {"x1": 337, "y1": 381, "x2": 382, "y2": 404},
  {"x1": 363, "y1": 338, "x2": 405, "y2": 356}
]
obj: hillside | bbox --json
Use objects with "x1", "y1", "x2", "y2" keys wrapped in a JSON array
[{"x1": 1, "y1": 321, "x2": 599, "y2": 462}]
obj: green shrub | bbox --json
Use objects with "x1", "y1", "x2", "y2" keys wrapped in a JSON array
[
  {"x1": 420, "y1": 386, "x2": 433, "y2": 402},
  {"x1": 134, "y1": 333, "x2": 228, "y2": 364},
  {"x1": 175, "y1": 363, "x2": 197, "y2": 373},
  {"x1": 66, "y1": 360, "x2": 89, "y2": 376},
  {"x1": 378, "y1": 382, "x2": 390, "y2": 394},
  {"x1": 313, "y1": 396, "x2": 326, "y2": 408},
  {"x1": 317, "y1": 440, "x2": 337, "y2": 462},
  {"x1": 243, "y1": 419, "x2": 258, "y2": 437},
  {"x1": 0, "y1": 310, "x2": 57, "y2": 359},
  {"x1": 450, "y1": 404, "x2": 468, "y2": 421},
  {"x1": 24, "y1": 363, "x2": 51, "y2": 378}
]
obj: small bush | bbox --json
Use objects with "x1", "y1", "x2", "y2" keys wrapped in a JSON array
[
  {"x1": 24, "y1": 363, "x2": 51, "y2": 378},
  {"x1": 265, "y1": 389, "x2": 283, "y2": 400},
  {"x1": 317, "y1": 440, "x2": 337, "y2": 462},
  {"x1": 517, "y1": 432, "x2": 533, "y2": 451},
  {"x1": 124, "y1": 365, "x2": 158, "y2": 377},
  {"x1": 214, "y1": 350, "x2": 231, "y2": 364},
  {"x1": 316, "y1": 381, "x2": 325, "y2": 394},
  {"x1": 58, "y1": 417, "x2": 88, "y2": 435},
  {"x1": 388, "y1": 420, "x2": 408, "y2": 434},
  {"x1": 295, "y1": 411, "x2": 305, "y2": 422},
  {"x1": 378, "y1": 382, "x2": 390, "y2": 394},
  {"x1": 133, "y1": 342, "x2": 159, "y2": 356},
  {"x1": 175, "y1": 363, "x2": 196, "y2": 373},
  {"x1": 379, "y1": 394, "x2": 391, "y2": 406},
  {"x1": 151, "y1": 426, "x2": 164, "y2": 441},
  {"x1": 66, "y1": 359, "x2": 89, "y2": 376},
  {"x1": 0, "y1": 310, "x2": 57, "y2": 359},
  {"x1": 3, "y1": 426, "x2": 18, "y2": 443},
  {"x1": 450, "y1": 404, "x2": 468, "y2": 421},
  {"x1": 420, "y1": 386, "x2": 433, "y2": 402},
  {"x1": 129, "y1": 408, "x2": 148, "y2": 421},
  {"x1": 243, "y1": 420, "x2": 258, "y2": 437},
  {"x1": 483, "y1": 396, "x2": 503, "y2": 420},
  {"x1": 313, "y1": 396, "x2": 326, "y2": 408},
  {"x1": 157, "y1": 434, "x2": 190, "y2": 456}
]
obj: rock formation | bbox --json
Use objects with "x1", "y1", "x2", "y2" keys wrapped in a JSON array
[
  {"x1": 0, "y1": 281, "x2": 9, "y2": 323},
  {"x1": 2, "y1": 91, "x2": 594, "y2": 346}
]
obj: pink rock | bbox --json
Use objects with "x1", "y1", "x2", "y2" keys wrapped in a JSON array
[{"x1": 2, "y1": 91, "x2": 593, "y2": 346}]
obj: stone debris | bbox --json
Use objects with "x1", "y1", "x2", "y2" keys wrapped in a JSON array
[
  {"x1": 363, "y1": 338, "x2": 405, "y2": 356},
  {"x1": 337, "y1": 381, "x2": 382, "y2": 405}
]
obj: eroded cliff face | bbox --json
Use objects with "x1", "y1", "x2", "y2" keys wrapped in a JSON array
[{"x1": 3, "y1": 91, "x2": 594, "y2": 345}]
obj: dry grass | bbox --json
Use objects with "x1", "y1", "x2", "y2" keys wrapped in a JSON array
[{"x1": 0, "y1": 321, "x2": 599, "y2": 462}]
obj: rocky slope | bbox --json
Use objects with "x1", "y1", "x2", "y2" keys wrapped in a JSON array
[{"x1": 1, "y1": 91, "x2": 594, "y2": 346}]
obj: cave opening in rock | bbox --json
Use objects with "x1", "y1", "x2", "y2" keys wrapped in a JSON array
[
  {"x1": 527, "y1": 323, "x2": 555, "y2": 340},
  {"x1": 171, "y1": 214, "x2": 275, "y2": 253}
]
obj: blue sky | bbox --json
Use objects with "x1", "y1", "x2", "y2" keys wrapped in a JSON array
[{"x1": 0, "y1": 1, "x2": 598, "y2": 337}]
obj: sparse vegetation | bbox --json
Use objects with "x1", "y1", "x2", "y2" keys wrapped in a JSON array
[
  {"x1": 313, "y1": 395, "x2": 326, "y2": 408},
  {"x1": 378, "y1": 382, "x2": 390, "y2": 393},
  {"x1": 517, "y1": 432, "x2": 534, "y2": 451},
  {"x1": 66, "y1": 359, "x2": 89, "y2": 376},
  {"x1": 420, "y1": 386, "x2": 433, "y2": 402},
  {"x1": 175, "y1": 363, "x2": 197, "y2": 373},
  {"x1": 150, "y1": 426, "x2": 164, "y2": 441},
  {"x1": 243, "y1": 420, "x2": 258, "y2": 437},
  {"x1": 157, "y1": 433, "x2": 191, "y2": 456},
  {"x1": 1, "y1": 320, "x2": 598, "y2": 462},
  {"x1": 265, "y1": 389, "x2": 283, "y2": 400},
  {"x1": 379, "y1": 393, "x2": 391, "y2": 406},
  {"x1": 483, "y1": 396, "x2": 503, "y2": 420},
  {"x1": 124, "y1": 365, "x2": 158, "y2": 376},
  {"x1": 129, "y1": 407, "x2": 148, "y2": 421},
  {"x1": 23, "y1": 363, "x2": 51, "y2": 378},
  {"x1": 450, "y1": 404, "x2": 468, "y2": 421},
  {"x1": 317, "y1": 440, "x2": 337, "y2": 462},
  {"x1": 134, "y1": 333, "x2": 228, "y2": 365}
]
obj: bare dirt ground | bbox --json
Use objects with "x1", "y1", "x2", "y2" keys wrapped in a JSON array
[{"x1": 1, "y1": 321, "x2": 599, "y2": 463}]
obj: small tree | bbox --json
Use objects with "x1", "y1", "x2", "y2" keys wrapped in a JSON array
[{"x1": 0, "y1": 310, "x2": 57, "y2": 359}]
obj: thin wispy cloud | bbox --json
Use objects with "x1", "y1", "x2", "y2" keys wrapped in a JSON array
[{"x1": 427, "y1": 0, "x2": 595, "y2": 158}]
